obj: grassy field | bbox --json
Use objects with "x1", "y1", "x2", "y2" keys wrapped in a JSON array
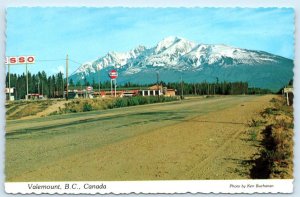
[
  {"x1": 6, "y1": 100, "x2": 55, "y2": 120},
  {"x1": 6, "y1": 96, "x2": 179, "y2": 119},
  {"x1": 5, "y1": 95, "x2": 289, "y2": 181}
]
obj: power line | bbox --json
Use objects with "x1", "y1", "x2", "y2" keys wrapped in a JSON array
[
  {"x1": 68, "y1": 58, "x2": 86, "y2": 77},
  {"x1": 69, "y1": 65, "x2": 83, "y2": 77},
  {"x1": 7, "y1": 57, "x2": 89, "y2": 80},
  {"x1": 69, "y1": 59, "x2": 84, "y2": 65},
  {"x1": 35, "y1": 59, "x2": 66, "y2": 62}
]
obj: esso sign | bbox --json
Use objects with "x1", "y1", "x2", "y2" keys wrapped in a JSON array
[
  {"x1": 5, "y1": 56, "x2": 35, "y2": 64},
  {"x1": 109, "y1": 70, "x2": 118, "y2": 79}
]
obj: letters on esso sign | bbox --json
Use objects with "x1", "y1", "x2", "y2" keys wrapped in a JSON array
[
  {"x1": 5, "y1": 56, "x2": 35, "y2": 64},
  {"x1": 9, "y1": 57, "x2": 17, "y2": 64},
  {"x1": 18, "y1": 56, "x2": 26, "y2": 64},
  {"x1": 26, "y1": 56, "x2": 35, "y2": 64}
]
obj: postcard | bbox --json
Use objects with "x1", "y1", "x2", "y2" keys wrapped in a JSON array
[{"x1": 4, "y1": 7, "x2": 294, "y2": 194}]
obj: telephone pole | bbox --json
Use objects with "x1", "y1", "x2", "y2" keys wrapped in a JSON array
[
  {"x1": 207, "y1": 83, "x2": 210, "y2": 95},
  {"x1": 98, "y1": 66, "x2": 101, "y2": 97},
  {"x1": 38, "y1": 77, "x2": 40, "y2": 95},
  {"x1": 156, "y1": 71, "x2": 160, "y2": 100},
  {"x1": 66, "y1": 54, "x2": 69, "y2": 101},
  {"x1": 26, "y1": 63, "x2": 28, "y2": 100},
  {"x1": 8, "y1": 64, "x2": 11, "y2": 101},
  {"x1": 62, "y1": 74, "x2": 64, "y2": 98},
  {"x1": 181, "y1": 75, "x2": 184, "y2": 99}
]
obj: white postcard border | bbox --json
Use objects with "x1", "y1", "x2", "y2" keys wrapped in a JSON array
[
  {"x1": 1, "y1": 1, "x2": 299, "y2": 196},
  {"x1": 5, "y1": 179, "x2": 293, "y2": 194}
]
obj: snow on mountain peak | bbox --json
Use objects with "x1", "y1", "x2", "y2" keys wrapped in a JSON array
[
  {"x1": 75, "y1": 36, "x2": 282, "y2": 76},
  {"x1": 155, "y1": 36, "x2": 195, "y2": 54},
  {"x1": 155, "y1": 36, "x2": 179, "y2": 53},
  {"x1": 70, "y1": 36, "x2": 293, "y2": 93}
]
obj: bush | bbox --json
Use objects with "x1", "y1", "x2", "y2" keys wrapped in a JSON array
[
  {"x1": 248, "y1": 119, "x2": 264, "y2": 127},
  {"x1": 83, "y1": 103, "x2": 93, "y2": 111},
  {"x1": 249, "y1": 130, "x2": 258, "y2": 141},
  {"x1": 110, "y1": 96, "x2": 179, "y2": 108},
  {"x1": 128, "y1": 97, "x2": 140, "y2": 106},
  {"x1": 55, "y1": 96, "x2": 179, "y2": 114},
  {"x1": 270, "y1": 98, "x2": 278, "y2": 103},
  {"x1": 263, "y1": 108, "x2": 277, "y2": 115},
  {"x1": 114, "y1": 98, "x2": 128, "y2": 108}
]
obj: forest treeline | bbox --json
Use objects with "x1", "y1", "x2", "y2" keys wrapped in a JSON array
[
  {"x1": 165, "y1": 81, "x2": 271, "y2": 95},
  {"x1": 6, "y1": 72, "x2": 271, "y2": 99}
]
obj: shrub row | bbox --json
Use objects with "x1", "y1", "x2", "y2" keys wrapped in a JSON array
[
  {"x1": 55, "y1": 96, "x2": 179, "y2": 114},
  {"x1": 110, "y1": 96, "x2": 179, "y2": 108},
  {"x1": 253, "y1": 96, "x2": 294, "y2": 179},
  {"x1": 60, "y1": 98, "x2": 114, "y2": 113}
]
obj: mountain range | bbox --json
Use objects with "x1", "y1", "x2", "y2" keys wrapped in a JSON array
[{"x1": 70, "y1": 36, "x2": 293, "y2": 92}]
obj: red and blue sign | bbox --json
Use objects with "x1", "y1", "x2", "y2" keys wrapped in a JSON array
[{"x1": 109, "y1": 69, "x2": 118, "y2": 79}]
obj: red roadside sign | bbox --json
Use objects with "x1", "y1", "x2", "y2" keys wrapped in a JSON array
[
  {"x1": 86, "y1": 86, "x2": 93, "y2": 91},
  {"x1": 109, "y1": 70, "x2": 118, "y2": 79},
  {"x1": 5, "y1": 56, "x2": 35, "y2": 64}
]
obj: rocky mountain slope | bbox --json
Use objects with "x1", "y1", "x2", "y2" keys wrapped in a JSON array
[{"x1": 70, "y1": 36, "x2": 293, "y2": 92}]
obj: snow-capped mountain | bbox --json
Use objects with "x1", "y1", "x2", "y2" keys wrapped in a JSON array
[{"x1": 70, "y1": 36, "x2": 293, "y2": 91}]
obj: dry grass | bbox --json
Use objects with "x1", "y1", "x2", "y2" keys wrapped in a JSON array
[
  {"x1": 6, "y1": 100, "x2": 54, "y2": 120},
  {"x1": 254, "y1": 96, "x2": 293, "y2": 179},
  {"x1": 57, "y1": 98, "x2": 114, "y2": 114}
]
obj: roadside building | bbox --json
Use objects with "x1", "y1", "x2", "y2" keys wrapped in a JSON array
[
  {"x1": 65, "y1": 90, "x2": 91, "y2": 99},
  {"x1": 5, "y1": 87, "x2": 15, "y2": 101},
  {"x1": 65, "y1": 85, "x2": 177, "y2": 99},
  {"x1": 137, "y1": 84, "x2": 162, "y2": 96},
  {"x1": 26, "y1": 93, "x2": 44, "y2": 100},
  {"x1": 149, "y1": 85, "x2": 163, "y2": 91},
  {"x1": 165, "y1": 89, "x2": 176, "y2": 97},
  {"x1": 138, "y1": 89, "x2": 162, "y2": 96},
  {"x1": 149, "y1": 85, "x2": 176, "y2": 96},
  {"x1": 122, "y1": 90, "x2": 139, "y2": 97}
]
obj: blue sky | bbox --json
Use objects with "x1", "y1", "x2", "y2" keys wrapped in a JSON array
[{"x1": 6, "y1": 7, "x2": 294, "y2": 75}]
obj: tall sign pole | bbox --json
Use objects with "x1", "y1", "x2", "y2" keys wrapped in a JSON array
[
  {"x1": 111, "y1": 79, "x2": 113, "y2": 96},
  {"x1": 114, "y1": 79, "x2": 117, "y2": 97},
  {"x1": 66, "y1": 54, "x2": 69, "y2": 101},
  {"x1": 26, "y1": 63, "x2": 28, "y2": 100},
  {"x1": 109, "y1": 70, "x2": 118, "y2": 97},
  {"x1": 8, "y1": 64, "x2": 11, "y2": 100}
]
